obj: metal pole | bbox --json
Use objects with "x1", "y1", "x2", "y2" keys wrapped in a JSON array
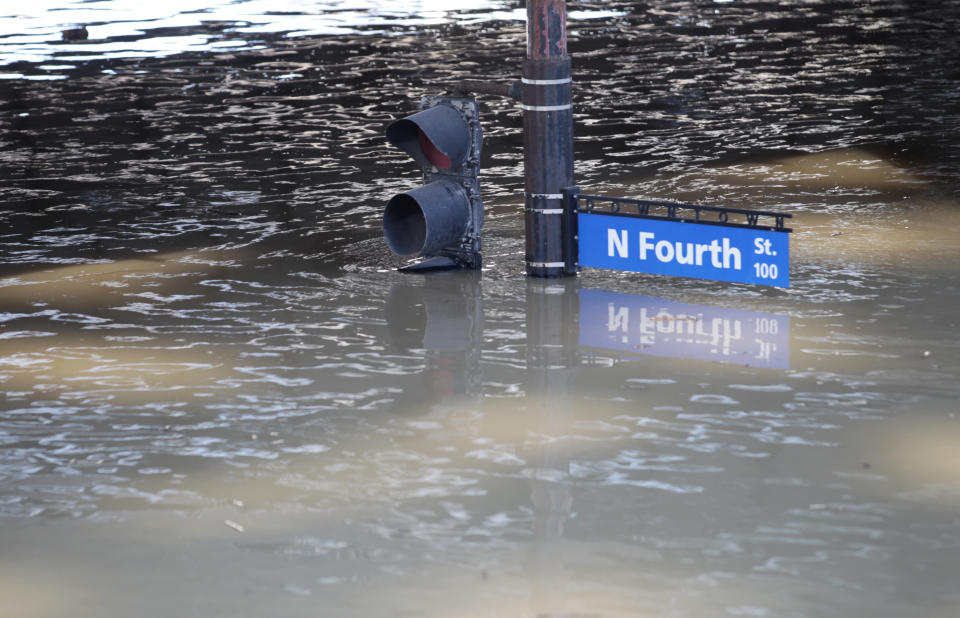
[{"x1": 523, "y1": 0, "x2": 575, "y2": 278}]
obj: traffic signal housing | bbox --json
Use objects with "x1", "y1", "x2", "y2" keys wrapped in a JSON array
[{"x1": 383, "y1": 96, "x2": 483, "y2": 270}]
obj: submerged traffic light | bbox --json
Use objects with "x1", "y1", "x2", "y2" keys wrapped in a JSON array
[{"x1": 383, "y1": 96, "x2": 483, "y2": 270}]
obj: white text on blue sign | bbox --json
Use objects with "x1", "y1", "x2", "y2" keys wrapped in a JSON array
[{"x1": 578, "y1": 213, "x2": 790, "y2": 287}]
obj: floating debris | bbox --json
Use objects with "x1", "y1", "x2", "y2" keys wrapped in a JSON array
[
  {"x1": 62, "y1": 26, "x2": 88, "y2": 42},
  {"x1": 224, "y1": 519, "x2": 245, "y2": 533}
]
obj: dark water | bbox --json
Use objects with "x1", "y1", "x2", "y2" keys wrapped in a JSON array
[{"x1": 2, "y1": 2, "x2": 960, "y2": 617}]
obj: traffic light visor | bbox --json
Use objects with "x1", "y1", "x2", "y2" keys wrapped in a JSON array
[
  {"x1": 383, "y1": 181, "x2": 470, "y2": 257},
  {"x1": 386, "y1": 104, "x2": 471, "y2": 170}
]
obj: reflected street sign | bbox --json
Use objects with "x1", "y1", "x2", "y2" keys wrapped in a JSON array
[{"x1": 579, "y1": 289, "x2": 790, "y2": 368}]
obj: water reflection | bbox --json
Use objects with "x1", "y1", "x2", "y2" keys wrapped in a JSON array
[
  {"x1": 385, "y1": 273, "x2": 483, "y2": 416},
  {"x1": 387, "y1": 276, "x2": 584, "y2": 615},
  {"x1": 580, "y1": 288, "x2": 790, "y2": 369},
  {"x1": 524, "y1": 279, "x2": 578, "y2": 618}
]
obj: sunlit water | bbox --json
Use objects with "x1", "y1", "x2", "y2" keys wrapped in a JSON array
[
  {"x1": 0, "y1": 0, "x2": 622, "y2": 71},
  {"x1": 1, "y1": 1, "x2": 959, "y2": 617}
]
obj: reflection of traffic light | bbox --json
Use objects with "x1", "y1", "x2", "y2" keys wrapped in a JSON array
[
  {"x1": 385, "y1": 273, "x2": 483, "y2": 415},
  {"x1": 384, "y1": 97, "x2": 483, "y2": 270}
]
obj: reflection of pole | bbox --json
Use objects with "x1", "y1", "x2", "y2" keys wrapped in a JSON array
[
  {"x1": 526, "y1": 279, "x2": 579, "y2": 396},
  {"x1": 524, "y1": 278, "x2": 578, "y2": 615},
  {"x1": 524, "y1": 0, "x2": 575, "y2": 278}
]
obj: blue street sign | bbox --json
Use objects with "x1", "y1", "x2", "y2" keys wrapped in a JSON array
[
  {"x1": 578, "y1": 213, "x2": 790, "y2": 287},
  {"x1": 579, "y1": 289, "x2": 790, "y2": 369}
]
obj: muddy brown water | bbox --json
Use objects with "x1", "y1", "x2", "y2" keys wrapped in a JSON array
[{"x1": 1, "y1": 1, "x2": 959, "y2": 617}]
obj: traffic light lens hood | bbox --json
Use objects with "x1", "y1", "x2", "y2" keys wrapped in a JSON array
[
  {"x1": 383, "y1": 181, "x2": 470, "y2": 257},
  {"x1": 386, "y1": 104, "x2": 470, "y2": 171}
]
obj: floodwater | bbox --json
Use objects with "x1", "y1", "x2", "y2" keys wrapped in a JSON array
[{"x1": 1, "y1": 1, "x2": 959, "y2": 617}]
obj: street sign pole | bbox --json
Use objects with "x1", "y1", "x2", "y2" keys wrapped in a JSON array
[{"x1": 524, "y1": 0, "x2": 576, "y2": 278}]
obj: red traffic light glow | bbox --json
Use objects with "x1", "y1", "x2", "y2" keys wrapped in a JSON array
[{"x1": 418, "y1": 130, "x2": 451, "y2": 169}]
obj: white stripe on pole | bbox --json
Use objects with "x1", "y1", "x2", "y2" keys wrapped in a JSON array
[
  {"x1": 521, "y1": 104, "x2": 573, "y2": 112},
  {"x1": 521, "y1": 77, "x2": 573, "y2": 85}
]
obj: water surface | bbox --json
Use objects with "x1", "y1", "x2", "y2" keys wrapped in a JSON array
[{"x1": 1, "y1": 1, "x2": 959, "y2": 617}]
